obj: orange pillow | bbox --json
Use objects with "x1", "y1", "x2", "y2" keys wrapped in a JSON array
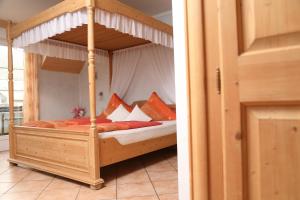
[
  {"x1": 141, "y1": 92, "x2": 176, "y2": 121},
  {"x1": 99, "y1": 93, "x2": 132, "y2": 118}
]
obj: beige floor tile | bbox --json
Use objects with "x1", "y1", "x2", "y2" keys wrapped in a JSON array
[
  {"x1": 0, "y1": 191, "x2": 40, "y2": 200},
  {"x1": 148, "y1": 170, "x2": 177, "y2": 182},
  {"x1": 7, "y1": 180, "x2": 51, "y2": 193},
  {"x1": 0, "y1": 167, "x2": 31, "y2": 183},
  {"x1": 117, "y1": 169, "x2": 150, "y2": 185},
  {"x1": 0, "y1": 152, "x2": 9, "y2": 161},
  {"x1": 38, "y1": 189, "x2": 79, "y2": 200},
  {"x1": 159, "y1": 194, "x2": 178, "y2": 200},
  {"x1": 167, "y1": 156, "x2": 178, "y2": 170},
  {"x1": 0, "y1": 183, "x2": 15, "y2": 194},
  {"x1": 117, "y1": 182, "x2": 156, "y2": 199},
  {"x1": 0, "y1": 169, "x2": 9, "y2": 176},
  {"x1": 0, "y1": 162, "x2": 11, "y2": 173},
  {"x1": 159, "y1": 193, "x2": 178, "y2": 200},
  {"x1": 152, "y1": 180, "x2": 178, "y2": 195},
  {"x1": 77, "y1": 185, "x2": 116, "y2": 200},
  {"x1": 23, "y1": 171, "x2": 54, "y2": 181},
  {"x1": 145, "y1": 160, "x2": 174, "y2": 172},
  {"x1": 118, "y1": 195, "x2": 158, "y2": 200},
  {"x1": 45, "y1": 178, "x2": 81, "y2": 191}
]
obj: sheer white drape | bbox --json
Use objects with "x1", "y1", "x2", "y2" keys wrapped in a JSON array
[
  {"x1": 23, "y1": 39, "x2": 108, "y2": 61},
  {"x1": 13, "y1": 9, "x2": 88, "y2": 48},
  {"x1": 0, "y1": 27, "x2": 6, "y2": 45},
  {"x1": 111, "y1": 48, "x2": 141, "y2": 98},
  {"x1": 13, "y1": 9, "x2": 173, "y2": 49},
  {"x1": 111, "y1": 44, "x2": 175, "y2": 104},
  {"x1": 145, "y1": 45, "x2": 175, "y2": 103}
]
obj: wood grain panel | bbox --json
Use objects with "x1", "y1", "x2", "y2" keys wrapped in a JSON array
[
  {"x1": 42, "y1": 56, "x2": 85, "y2": 74},
  {"x1": 218, "y1": 0, "x2": 300, "y2": 199},
  {"x1": 240, "y1": 0, "x2": 300, "y2": 51},
  {"x1": 239, "y1": 60, "x2": 300, "y2": 102},
  {"x1": 9, "y1": 126, "x2": 104, "y2": 186},
  {"x1": 51, "y1": 24, "x2": 149, "y2": 50},
  {"x1": 246, "y1": 106, "x2": 300, "y2": 200},
  {"x1": 15, "y1": 128, "x2": 89, "y2": 171}
]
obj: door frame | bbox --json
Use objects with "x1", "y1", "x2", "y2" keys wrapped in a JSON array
[{"x1": 172, "y1": 0, "x2": 210, "y2": 199}]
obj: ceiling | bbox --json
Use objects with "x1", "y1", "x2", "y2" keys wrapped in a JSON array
[
  {"x1": 0, "y1": 0, "x2": 172, "y2": 22},
  {"x1": 120, "y1": 0, "x2": 172, "y2": 15}
]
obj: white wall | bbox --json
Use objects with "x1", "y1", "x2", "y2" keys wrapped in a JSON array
[
  {"x1": 39, "y1": 55, "x2": 110, "y2": 120},
  {"x1": 153, "y1": 10, "x2": 173, "y2": 25},
  {"x1": 39, "y1": 69, "x2": 79, "y2": 120},
  {"x1": 79, "y1": 57, "x2": 110, "y2": 116}
]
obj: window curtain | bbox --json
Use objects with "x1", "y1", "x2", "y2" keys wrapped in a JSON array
[
  {"x1": 111, "y1": 44, "x2": 175, "y2": 104},
  {"x1": 110, "y1": 49, "x2": 141, "y2": 98},
  {"x1": 23, "y1": 53, "x2": 42, "y2": 122}
]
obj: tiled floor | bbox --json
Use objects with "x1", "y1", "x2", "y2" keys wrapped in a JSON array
[{"x1": 0, "y1": 147, "x2": 178, "y2": 200}]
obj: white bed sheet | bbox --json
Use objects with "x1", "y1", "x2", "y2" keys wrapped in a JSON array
[{"x1": 99, "y1": 120, "x2": 176, "y2": 145}]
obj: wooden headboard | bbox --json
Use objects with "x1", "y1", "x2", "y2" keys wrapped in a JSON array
[{"x1": 131, "y1": 100, "x2": 176, "y2": 112}]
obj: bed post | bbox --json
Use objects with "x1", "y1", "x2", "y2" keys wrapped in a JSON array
[
  {"x1": 6, "y1": 21, "x2": 17, "y2": 165},
  {"x1": 86, "y1": 0, "x2": 104, "y2": 190}
]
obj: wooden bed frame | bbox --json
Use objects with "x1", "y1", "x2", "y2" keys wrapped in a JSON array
[{"x1": 5, "y1": 0, "x2": 175, "y2": 189}]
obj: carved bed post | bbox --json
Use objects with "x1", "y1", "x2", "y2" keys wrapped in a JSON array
[
  {"x1": 6, "y1": 21, "x2": 16, "y2": 165},
  {"x1": 86, "y1": 0, "x2": 104, "y2": 190}
]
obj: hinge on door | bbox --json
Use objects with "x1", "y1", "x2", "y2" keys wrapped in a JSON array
[{"x1": 216, "y1": 68, "x2": 221, "y2": 95}]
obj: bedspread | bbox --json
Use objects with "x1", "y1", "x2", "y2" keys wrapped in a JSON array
[
  {"x1": 22, "y1": 117, "x2": 112, "y2": 128},
  {"x1": 22, "y1": 119, "x2": 162, "y2": 133}
]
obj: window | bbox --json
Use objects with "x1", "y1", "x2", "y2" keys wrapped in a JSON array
[{"x1": 0, "y1": 46, "x2": 25, "y2": 135}]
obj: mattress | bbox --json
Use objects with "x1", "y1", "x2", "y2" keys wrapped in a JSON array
[{"x1": 99, "y1": 120, "x2": 176, "y2": 145}]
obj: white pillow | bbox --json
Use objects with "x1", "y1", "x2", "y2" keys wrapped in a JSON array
[
  {"x1": 107, "y1": 104, "x2": 130, "y2": 122},
  {"x1": 125, "y1": 105, "x2": 152, "y2": 122}
]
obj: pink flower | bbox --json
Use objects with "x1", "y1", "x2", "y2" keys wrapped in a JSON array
[{"x1": 72, "y1": 106, "x2": 86, "y2": 119}]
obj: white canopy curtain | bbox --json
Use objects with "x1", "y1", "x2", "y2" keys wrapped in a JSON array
[
  {"x1": 110, "y1": 47, "x2": 141, "y2": 98},
  {"x1": 13, "y1": 9, "x2": 88, "y2": 48},
  {"x1": 13, "y1": 8, "x2": 173, "y2": 49},
  {"x1": 111, "y1": 44, "x2": 175, "y2": 104}
]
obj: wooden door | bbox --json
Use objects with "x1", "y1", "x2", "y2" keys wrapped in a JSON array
[{"x1": 218, "y1": 0, "x2": 300, "y2": 200}]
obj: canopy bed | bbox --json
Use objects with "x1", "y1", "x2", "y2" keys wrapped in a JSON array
[{"x1": 5, "y1": 0, "x2": 175, "y2": 190}]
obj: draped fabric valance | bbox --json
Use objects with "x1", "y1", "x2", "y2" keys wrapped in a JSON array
[
  {"x1": 13, "y1": 9, "x2": 173, "y2": 49},
  {"x1": 23, "y1": 39, "x2": 108, "y2": 61},
  {"x1": 0, "y1": 27, "x2": 7, "y2": 46},
  {"x1": 94, "y1": 9, "x2": 173, "y2": 48},
  {"x1": 13, "y1": 9, "x2": 88, "y2": 48}
]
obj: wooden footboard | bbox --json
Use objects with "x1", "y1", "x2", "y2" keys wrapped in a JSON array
[{"x1": 9, "y1": 126, "x2": 104, "y2": 189}]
